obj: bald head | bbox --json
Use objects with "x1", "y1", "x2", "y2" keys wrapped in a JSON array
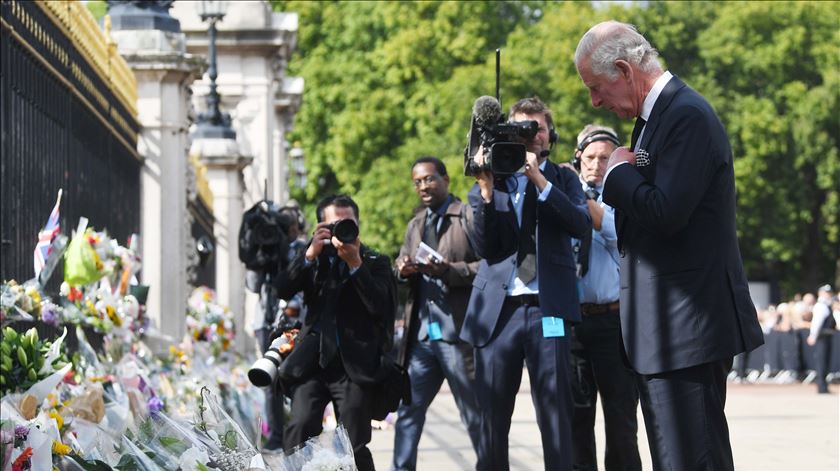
[{"x1": 575, "y1": 21, "x2": 663, "y2": 81}]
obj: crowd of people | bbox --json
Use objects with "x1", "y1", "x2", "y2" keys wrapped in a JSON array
[
  {"x1": 735, "y1": 284, "x2": 840, "y2": 393},
  {"x1": 251, "y1": 20, "x2": 834, "y2": 471}
]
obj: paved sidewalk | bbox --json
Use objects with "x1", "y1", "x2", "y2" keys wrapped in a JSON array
[{"x1": 368, "y1": 376, "x2": 839, "y2": 470}]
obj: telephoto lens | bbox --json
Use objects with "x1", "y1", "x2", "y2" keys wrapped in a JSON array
[{"x1": 248, "y1": 333, "x2": 295, "y2": 387}]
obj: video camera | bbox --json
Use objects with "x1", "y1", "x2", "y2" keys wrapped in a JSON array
[
  {"x1": 238, "y1": 200, "x2": 295, "y2": 272},
  {"x1": 464, "y1": 49, "x2": 539, "y2": 177}
]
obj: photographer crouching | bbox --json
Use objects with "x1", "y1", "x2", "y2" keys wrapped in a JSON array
[{"x1": 274, "y1": 194, "x2": 397, "y2": 471}]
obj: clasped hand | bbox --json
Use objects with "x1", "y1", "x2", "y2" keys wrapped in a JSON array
[{"x1": 607, "y1": 146, "x2": 636, "y2": 168}]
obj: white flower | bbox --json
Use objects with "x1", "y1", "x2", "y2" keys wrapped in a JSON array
[
  {"x1": 178, "y1": 445, "x2": 210, "y2": 471},
  {"x1": 300, "y1": 450, "x2": 356, "y2": 471}
]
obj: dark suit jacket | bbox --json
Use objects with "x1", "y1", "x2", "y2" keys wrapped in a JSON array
[
  {"x1": 276, "y1": 245, "x2": 397, "y2": 385},
  {"x1": 460, "y1": 161, "x2": 592, "y2": 347},
  {"x1": 396, "y1": 197, "x2": 479, "y2": 366},
  {"x1": 603, "y1": 75, "x2": 764, "y2": 375}
]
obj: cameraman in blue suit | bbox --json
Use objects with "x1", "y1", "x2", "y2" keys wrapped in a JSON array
[{"x1": 461, "y1": 97, "x2": 591, "y2": 471}]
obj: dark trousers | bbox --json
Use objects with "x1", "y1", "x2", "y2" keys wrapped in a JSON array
[
  {"x1": 570, "y1": 310, "x2": 641, "y2": 471},
  {"x1": 637, "y1": 358, "x2": 734, "y2": 471},
  {"x1": 473, "y1": 300, "x2": 573, "y2": 471},
  {"x1": 257, "y1": 327, "x2": 285, "y2": 449},
  {"x1": 392, "y1": 339, "x2": 482, "y2": 471},
  {"x1": 284, "y1": 358, "x2": 376, "y2": 471},
  {"x1": 814, "y1": 335, "x2": 832, "y2": 393}
]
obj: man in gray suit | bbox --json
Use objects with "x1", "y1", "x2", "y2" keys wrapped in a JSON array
[
  {"x1": 575, "y1": 21, "x2": 764, "y2": 470},
  {"x1": 392, "y1": 156, "x2": 482, "y2": 470}
]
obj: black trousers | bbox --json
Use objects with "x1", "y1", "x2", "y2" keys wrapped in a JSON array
[
  {"x1": 473, "y1": 300, "x2": 573, "y2": 471},
  {"x1": 814, "y1": 335, "x2": 832, "y2": 393},
  {"x1": 283, "y1": 358, "x2": 376, "y2": 471},
  {"x1": 638, "y1": 358, "x2": 734, "y2": 471},
  {"x1": 570, "y1": 310, "x2": 641, "y2": 471}
]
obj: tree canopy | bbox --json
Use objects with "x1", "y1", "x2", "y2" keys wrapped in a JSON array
[{"x1": 273, "y1": 0, "x2": 839, "y2": 297}]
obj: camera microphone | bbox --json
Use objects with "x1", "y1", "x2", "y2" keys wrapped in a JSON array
[{"x1": 472, "y1": 96, "x2": 502, "y2": 128}]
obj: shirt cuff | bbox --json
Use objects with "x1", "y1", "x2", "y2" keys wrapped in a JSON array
[
  {"x1": 603, "y1": 161, "x2": 629, "y2": 188},
  {"x1": 537, "y1": 181, "x2": 553, "y2": 201},
  {"x1": 348, "y1": 265, "x2": 360, "y2": 276}
]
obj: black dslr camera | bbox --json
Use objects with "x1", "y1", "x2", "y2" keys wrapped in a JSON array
[{"x1": 322, "y1": 219, "x2": 359, "y2": 255}]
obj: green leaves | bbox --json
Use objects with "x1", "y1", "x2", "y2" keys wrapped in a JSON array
[{"x1": 274, "y1": 1, "x2": 838, "y2": 294}]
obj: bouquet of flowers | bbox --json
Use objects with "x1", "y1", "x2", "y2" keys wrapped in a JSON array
[
  {"x1": 0, "y1": 327, "x2": 70, "y2": 396},
  {"x1": 279, "y1": 424, "x2": 356, "y2": 471},
  {"x1": 187, "y1": 287, "x2": 235, "y2": 359}
]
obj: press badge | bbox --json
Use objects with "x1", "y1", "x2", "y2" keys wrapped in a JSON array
[
  {"x1": 542, "y1": 317, "x2": 565, "y2": 338},
  {"x1": 428, "y1": 321, "x2": 443, "y2": 341}
]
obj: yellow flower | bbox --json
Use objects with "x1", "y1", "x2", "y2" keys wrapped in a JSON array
[
  {"x1": 52, "y1": 441, "x2": 71, "y2": 455},
  {"x1": 105, "y1": 305, "x2": 122, "y2": 327},
  {"x1": 48, "y1": 410, "x2": 64, "y2": 429}
]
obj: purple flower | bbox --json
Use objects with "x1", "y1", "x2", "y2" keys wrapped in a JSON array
[
  {"x1": 14, "y1": 425, "x2": 29, "y2": 442},
  {"x1": 13, "y1": 425, "x2": 29, "y2": 447},
  {"x1": 147, "y1": 395, "x2": 164, "y2": 415},
  {"x1": 41, "y1": 303, "x2": 59, "y2": 326}
]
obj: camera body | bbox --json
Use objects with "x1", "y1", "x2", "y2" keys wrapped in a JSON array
[
  {"x1": 322, "y1": 218, "x2": 359, "y2": 256},
  {"x1": 465, "y1": 117, "x2": 539, "y2": 177}
]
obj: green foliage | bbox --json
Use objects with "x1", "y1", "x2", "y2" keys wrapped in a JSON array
[
  {"x1": 695, "y1": 1, "x2": 840, "y2": 295},
  {"x1": 272, "y1": 1, "x2": 839, "y2": 295},
  {"x1": 86, "y1": 0, "x2": 107, "y2": 21}
]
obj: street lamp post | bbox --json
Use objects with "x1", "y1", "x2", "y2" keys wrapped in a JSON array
[
  {"x1": 194, "y1": 0, "x2": 235, "y2": 139},
  {"x1": 289, "y1": 144, "x2": 306, "y2": 190}
]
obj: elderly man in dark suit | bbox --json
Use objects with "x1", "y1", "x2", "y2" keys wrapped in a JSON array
[
  {"x1": 462, "y1": 97, "x2": 592, "y2": 471},
  {"x1": 276, "y1": 194, "x2": 396, "y2": 471},
  {"x1": 575, "y1": 21, "x2": 765, "y2": 471},
  {"x1": 392, "y1": 156, "x2": 482, "y2": 470}
]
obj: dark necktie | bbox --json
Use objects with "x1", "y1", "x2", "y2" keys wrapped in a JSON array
[
  {"x1": 318, "y1": 259, "x2": 343, "y2": 368},
  {"x1": 423, "y1": 211, "x2": 440, "y2": 250},
  {"x1": 516, "y1": 182, "x2": 537, "y2": 284},
  {"x1": 631, "y1": 117, "x2": 646, "y2": 150}
]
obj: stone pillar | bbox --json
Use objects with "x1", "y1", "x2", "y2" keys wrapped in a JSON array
[
  {"x1": 171, "y1": 1, "x2": 302, "y2": 343},
  {"x1": 110, "y1": 10, "x2": 205, "y2": 345},
  {"x1": 191, "y1": 139, "x2": 253, "y2": 354}
]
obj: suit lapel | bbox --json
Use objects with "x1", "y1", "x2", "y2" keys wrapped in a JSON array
[
  {"x1": 637, "y1": 76, "x2": 687, "y2": 160},
  {"x1": 535, "y1": 161, "x2": 559, "y2": 231}
]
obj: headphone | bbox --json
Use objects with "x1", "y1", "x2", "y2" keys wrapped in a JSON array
[{"x1": 572, "y1": 129, "x2": 621, "y2": 171}]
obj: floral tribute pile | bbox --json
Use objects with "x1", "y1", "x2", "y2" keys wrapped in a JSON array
[{"x1": 1, "y1": 219, "x2": 268, "y2": 470}]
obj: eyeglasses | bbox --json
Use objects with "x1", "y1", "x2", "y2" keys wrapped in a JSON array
[{"x1": 413, "y1": 175, "x2": 438, "y2": 188}]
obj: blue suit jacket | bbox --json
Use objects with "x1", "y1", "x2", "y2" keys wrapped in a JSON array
[
  {"x1": 603, "y1": 76, "x2": 764, "y2": 375},
  {"x1": 460, "y1": 161, "x2": 591, "y2": 347}
]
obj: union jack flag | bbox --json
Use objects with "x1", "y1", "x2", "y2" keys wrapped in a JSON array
[{"x1": 34, "y1": 189, "x2": 62, "y2": 278}]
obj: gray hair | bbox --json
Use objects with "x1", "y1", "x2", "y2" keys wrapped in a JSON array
[
  {"x1": 575, "y1": 21, "x2": 662, "y2": 80},
  {"x1": 576, "y1": 124, "x2": 620, "y2": 149}
]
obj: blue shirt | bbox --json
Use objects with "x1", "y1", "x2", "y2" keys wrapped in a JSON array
[
  {"x1": 506, "y1": 161, "x2": 552, "y2": 296},
  {"x1": 574, "y1": 179, "x2": 620, "y2": 304}
]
